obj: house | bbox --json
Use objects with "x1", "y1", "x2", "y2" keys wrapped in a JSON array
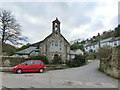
[
  {"x1": 69, "y1": 49, "x2": 84, "y2": 60},
  {"x1": 84, "y1": 37, "x2": 120, "y2": 52},
  {"x1": 84, "y1": 42, "x2": 99, "y2": 52},
  {"x1": 13, "y1": 46, "x2": 39, "y2": 58}
]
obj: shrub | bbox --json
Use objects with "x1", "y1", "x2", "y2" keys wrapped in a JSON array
[
  {"x1": 66, "y1": 54, "x2": 86, "y2": 67},
  {"x1": 26, "y1": 55, "x2": 49, "y2": 64},
  {"x1": 85, "y1": 52, "x2": 96, "y2": 60},
  {"x1": 52, "y1": 55, "x2": 62, "y2": 64},
  {"x1": 97, "y1": 46, "x2": 112, "y2": 59}
]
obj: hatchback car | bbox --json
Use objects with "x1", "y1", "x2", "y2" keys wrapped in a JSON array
[{"x1": 13, "y1": 60, "x2": 46, "y2": 74}]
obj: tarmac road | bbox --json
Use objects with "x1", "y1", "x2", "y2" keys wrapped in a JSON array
[{"x1": 1, "y1": 60, "x2": 118, "y2": 88}]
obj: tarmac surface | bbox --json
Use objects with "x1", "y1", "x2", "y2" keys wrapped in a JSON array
[{"x1": 1, "y1": 60, "x2": 119, "y2": 88}]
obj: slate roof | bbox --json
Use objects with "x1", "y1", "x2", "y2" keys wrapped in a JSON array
[
  {"x1": 100, "y1": 38, "x2": 112, "y2": 43},
  {"x1": 15, "y1": 47, "x2": 39, "y2": 55},
  {"x1": 70, "y1": 49, "x2": 83, "y2": 55},
  {"x1": 85, "y1": 37, "x2": 120, "y2": 47},
  {"x1": 84, "y1": 42, "x2": 98, "y2": 47}
]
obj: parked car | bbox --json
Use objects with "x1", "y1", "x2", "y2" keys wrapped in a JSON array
[{"x1": 13, "y1": 60, "x2": 46, "y2": 74}]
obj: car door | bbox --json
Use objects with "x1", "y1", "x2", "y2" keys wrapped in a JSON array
[
  {"x1": 33, "y1": 61, "x2": 42, "y2": 71},
  {"x1": 23, "y1": 61, "x2": 34, "y2": 72}
]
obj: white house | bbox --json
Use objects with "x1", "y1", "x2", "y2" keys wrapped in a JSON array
[{"x1": 84, "y1": 37, "x2": 120, "y2": 52}]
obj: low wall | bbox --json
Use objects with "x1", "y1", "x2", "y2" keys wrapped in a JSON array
[
  {"x1": 99, "y1": 46, "x2": 119, "y2": 79},
  {"x1": 1, "y1": 56, "x2": 26, "y2": 67}
]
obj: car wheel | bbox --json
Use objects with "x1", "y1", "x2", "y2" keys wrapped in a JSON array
[
  {"x1": 39, "y1": 68, "x2": 44, "y2": 73},
  {"x1": 16, "y1": 69, "x2": 22, "y2": 74}
]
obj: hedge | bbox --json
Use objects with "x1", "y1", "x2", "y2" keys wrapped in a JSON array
[{"x1": 26, "y1": 55, "x2": 49, "y2": 64}]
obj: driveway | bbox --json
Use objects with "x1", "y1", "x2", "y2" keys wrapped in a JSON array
[{"x1": 1, "y1": 60, "x2": 118, "y2": 88}]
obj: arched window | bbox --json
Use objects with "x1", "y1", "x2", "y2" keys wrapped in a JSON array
[
  {"x1": 60, "y1": 41, "x2": 62, "y2": 46},
  {"x1": 55, "y1": 41, "x2": 58, "y2": 46}
]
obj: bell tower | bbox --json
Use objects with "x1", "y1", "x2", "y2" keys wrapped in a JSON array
[{"x1": 52, "y1": 17, "x2": 61, "y2": 34}]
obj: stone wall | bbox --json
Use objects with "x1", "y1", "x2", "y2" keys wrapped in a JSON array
[
  {"x1": 99, "y1": 46, "x2": 119, "y2": 79},
  {"x1": 1, "y1": 56, "x2": 26, "y2": 67},
  {"x1": 0, "y1": 40, "x2": 1, "y2": 54}
]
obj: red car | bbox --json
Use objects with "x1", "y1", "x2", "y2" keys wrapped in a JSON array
[{"x1": 13, "y1": 60, "x2": 46, "y2": 74}]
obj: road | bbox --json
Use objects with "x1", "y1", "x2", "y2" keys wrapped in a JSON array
[{"x1": 1, "y1": 60, "x2": 118, "y2": 88}]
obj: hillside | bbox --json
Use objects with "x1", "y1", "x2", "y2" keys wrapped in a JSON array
[
  {"x1": 70, "y1": 25, "x2": 120, "y2": 45},
  {"x1": 2, "y1": 43, "x2": 17, "y2": 56},
  {"x1": 88, "y1": 25, "x2": 120, "y2": 43}
]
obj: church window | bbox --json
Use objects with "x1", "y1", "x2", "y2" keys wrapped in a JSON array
[
  {"x1": 60, "y1": 41, "x2": 62, "y2": 46},
  {"x1": 55, "y1": 41, "x2": 58, "y2": 46},
  {"x1": 52, "y1": 43, "x2": 54, "y2": 46}
]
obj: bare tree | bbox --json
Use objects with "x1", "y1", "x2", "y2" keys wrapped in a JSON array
[{"x1": 0, "y1": 9, "x2": 27, "y2": 45}]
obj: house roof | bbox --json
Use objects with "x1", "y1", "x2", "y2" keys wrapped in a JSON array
[
  {"x1": 100, "y1": 37, "x2": 112, "y2": 43},
  {"x1": 85, "y1": 37, "x2": 120, "y2": 47},
  {"x1": 15, "y1": 47, "x2": 39, "y2": 55},
  {"x1": 84, "y1": 42, "x2": 98, "y2": 47},
  {"x1": 109, "y1": 37, "x2": 120, "y2": 42},
  {"x1": 70, "y1": 49, "x2": 83, "y2": 55}
]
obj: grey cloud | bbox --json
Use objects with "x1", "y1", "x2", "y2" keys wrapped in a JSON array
[
  {"x1": 1, "y1": 2, "x2": 117, "y2": 44},
  {"x1": 90, "y1": 20, "x2": 105, "y2": 31},
  {"x1": 110, "y1": 16, "x2": 118, "y2": 27}
]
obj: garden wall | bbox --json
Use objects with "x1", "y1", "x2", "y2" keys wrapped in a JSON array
[
  {"x1": 1, "y1": 56, "x2": 26, "y2": 67},
  {"x1": 99, "y1": 46, "x2": 119, "y2": 79}
]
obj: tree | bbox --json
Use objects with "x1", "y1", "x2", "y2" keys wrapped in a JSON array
[
  {"x1": 114, "y1": 25, "x2": 120, "y2": 37},
  {"x1": 0, "y1": 9, "x2": 27, "y2": 45},
  {"x1": 70, "y1": 43, "x2": 84, "y2": 51},
  {"x1": 16, "y1": 43, "x2": 31, "y2": 51}
]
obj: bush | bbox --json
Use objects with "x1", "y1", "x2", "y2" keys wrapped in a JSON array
[
  {"x1": 52, "y1": 55, "x2": 62, "y2": 64},
  {"x1": 66, "y1": 54, "x2": 86, "y2": 67},
  {"x1": 97, "y1": 46, "x2": 112, "y2": 59},
  {"x1": 85, "y1": 52, "x2": 96, "y2": 60},
  {"x1": 26, "y1": 55, "x2": 49, "y2": 64}
]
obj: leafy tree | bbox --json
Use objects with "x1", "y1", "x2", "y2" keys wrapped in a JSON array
[
  {"x1": 89, "y1": 49, "x2": 93, "y2": 52},
  {"x1": 0, "y1": 9, "x2": 27, "y2": 45},
  {"x1": 114, "y1": 25, "x2": 120, "y2": 37},
  {"x1": 70, "y1": 43, "x2": 84, "y2": 51},
  {"x1": 90, "y1": 40, "x2": 99, "y2": 43},
  {"x1": 16, "y1": 43, "x2": 31, "y2": 51},
  {"x1": 80, "y1": 40, "x2": 86, "y2": 44}
]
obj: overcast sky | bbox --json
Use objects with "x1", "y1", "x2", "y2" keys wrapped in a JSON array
[{"x1": 0, "y1": 0, "x2": 119, "y2": 45}]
